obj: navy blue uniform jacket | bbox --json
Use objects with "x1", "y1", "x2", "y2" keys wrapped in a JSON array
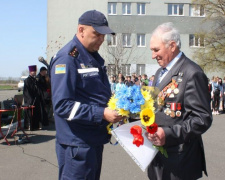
[{"x1": 50, "y1": 36, "x2": 111, "y2": 147}]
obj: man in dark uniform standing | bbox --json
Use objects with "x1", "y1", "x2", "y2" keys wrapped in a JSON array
[
  {"x1": 50, "y1": 10, "x2": 123, "y2": 180},
  {"x1": 146, "y1": 22, "x2": 212, "y2": 180}
]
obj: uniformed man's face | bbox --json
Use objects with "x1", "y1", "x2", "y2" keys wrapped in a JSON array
[
  {"x1": 150, "y1": 35, "x2": 174, "y2": 68},
  {"x1": 80, "y1": 25, "x2": 105, "y2": 52}
]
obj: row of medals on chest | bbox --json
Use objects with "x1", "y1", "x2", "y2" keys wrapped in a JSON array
[{"x1": 158, "y1": 78, "x2": 182, "y2": 118}]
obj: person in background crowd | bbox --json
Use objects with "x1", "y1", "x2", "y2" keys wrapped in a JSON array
[
  {"x1": 131, "y1": 73, "x2": 138, "y2": 83},
  {"x1": 208, "y1": 78, "x2": 212, "y2": 94},
  {"x1": 116, "y1": 77, "x2": 124, "y2": 92},
  {"x1": 125, "y1": 75, "x2": 134, "y2": 87},
  {"x1": 208, "y1": 78, "x2": 213, "y2": 112},
  {"x1": 141, "y1": 74, "x2": 149, "y2": 86},
  {"x1": 141, "y1": 81, "x2": 147, "y2": 86},
  {"x1": 148, "y1": 75, "x2": 155, "y2": 86},
  {"x1": 210, "y1": 76, "x2": 214, "y2": 110},
  {"x1": 218, "y1": 78, "x2": 224, "y2": 112},
  {"x1": 118, "y1": 72, "x2": 125, "y2": 82},
  {"x1": 109, "y1": 75, "x2": 116, "y2": 94},
  {"x1": 113, "y1": 75, "x2": 117, "y2": 83},
  {"x1": 223, "y1": 77, "x2": 225, "y2": 112},
  {"x1": 23, "y1": 65, "x2": 46, "y2": 130},
  {"x1": 36, "y1": 66, "x2": 49, "y2": 126},
  {"x1": 49, "y1": 10, "x2": 123, "y2": 180},
  {"x1": 212, "y1": 76, "x2": 220, "y2": 115},
  {"x1": 147, "y1": 22, "x2": 212, "y2": 180},
  {"x1": 44, "y1": 73, "x2": 54, "y2": 121},
  {"x1": 135, "y1": 75, "x2": 142, "y2": 86},
  {"x1": 123, "y1": 76, "x2": 128, "y2": 85}
]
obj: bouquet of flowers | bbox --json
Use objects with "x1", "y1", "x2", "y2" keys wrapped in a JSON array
[{"x1": 108, "y1": 84, "x2": 167, "y2": 158}]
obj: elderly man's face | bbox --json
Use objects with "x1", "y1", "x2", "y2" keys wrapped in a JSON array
[
  {"x1": 81, "y1": 25, "x2": 105, "y2": 52},
  {"x1": 150, "y1": 35, "x2": 174, "y2": 68}
]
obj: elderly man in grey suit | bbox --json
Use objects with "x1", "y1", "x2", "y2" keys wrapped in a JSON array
[{"x1": 146, "y1": 22, "x2": 212, "y2": 180}]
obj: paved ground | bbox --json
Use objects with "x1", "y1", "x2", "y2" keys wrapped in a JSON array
[
  {"x1": 0, "y1": 114, "x2": 224, "y2": 180},
  {"x1": 0, "y1": 90, "x2": 224, "y2": 180}
]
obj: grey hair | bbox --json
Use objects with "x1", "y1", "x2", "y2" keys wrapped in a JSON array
[{"x1": 152, "y1": 22, "x2": 181, "y2": 49}]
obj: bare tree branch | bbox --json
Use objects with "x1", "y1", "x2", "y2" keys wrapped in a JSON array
[{"x1": 192, "y1": 0, "x2": 225, "y2": 71}]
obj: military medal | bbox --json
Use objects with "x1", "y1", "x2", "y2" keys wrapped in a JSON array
[
  {"x1": 170, "y1": 103, "x2": 176, "y2": 118},
  {"x1": 179, "y1": 72, "x2": 183, "y2": 77},
  {"x1": 176, "y1": 111, "x2": 181, "y2": 117},
  {"x1": 164, "y1": 103, "x2": 171, "y2": 115},
  {"x1": 174, "y1": 88, "x2": 179, "y2": 94},
  {"x1": 177, "y1": 78, "x2": 182, "y2": 82},
  {"x1": 177, "y1": 72, "x2": 183, "y2": 83},
  {"x1": 167, "y1": 88, "x2": 172, "y2": 94},
  {"x1": 171, "y1": 84, "x2": 176, "y2": 90},
  {"x1": 170, "y1": 111, "x2": 176, "y2": 118},
  {"x1": 176, "y1": 103, "x2": 182, "y2": 117},
  {"x1": 164, "y1": 108, "x2": 171, "y2": 116}
]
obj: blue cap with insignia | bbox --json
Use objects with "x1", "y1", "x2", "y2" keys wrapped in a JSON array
[{"x1": 78, "y1": 10, "x2": 115, "y2": 35}]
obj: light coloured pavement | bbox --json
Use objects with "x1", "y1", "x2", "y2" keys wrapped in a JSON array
[
  {"x1": 0, "y1": 113, "x2": 224, "y2": 180},
  {"x1": 0, "y1": 90, "x2": 224, "y2": 179}
]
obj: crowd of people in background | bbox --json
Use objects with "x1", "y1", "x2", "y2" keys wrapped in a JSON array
[
  {"x1": 109, "y1": 72, "x2": 155, "y2": 94},
  {"x1": 208, "y1": 76, "x2": 225, "y2": 115},
  {"x1": 111, "y1": 73, "x2": 225, "y2": 115}
]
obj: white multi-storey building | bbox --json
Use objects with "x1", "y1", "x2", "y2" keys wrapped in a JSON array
[{"x1": 47, "y1": 0, "x2": 212, "y2": 77}]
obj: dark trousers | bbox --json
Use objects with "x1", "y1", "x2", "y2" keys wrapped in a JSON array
[
  {"x1": 56, "y1": 141, "x2": 103, "y2": 180},
  {"x1": 212, "y1": 90, "x2": 220, "y2": 111},
  {"x1": 24, "y1": 108, "x2": 39, "y2": 130}
]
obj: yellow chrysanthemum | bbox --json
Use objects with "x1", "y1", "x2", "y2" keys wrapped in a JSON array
[
  {"x1": 140, "y1": 108, "x2": 155, "y2": 126},
  {"x1": 107, "y1": 95, "x2": 118, "y2": 110},
  {"x1": 107, "y1": 123, "x2": 113, "y2": 134},
  {"x1": 118, "y1": 108, "x2": 130, "y2": 117},
  {"x1": 141, "y1": 100, "x2": 155, "y2": 111},
  {"x1": 141, "y1": 89, "x2": 152, "y2": 101}
]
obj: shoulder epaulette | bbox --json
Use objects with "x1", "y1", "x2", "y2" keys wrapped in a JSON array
[{"x1": 69, "y1": 46, "x2": 79, "y2": 58}]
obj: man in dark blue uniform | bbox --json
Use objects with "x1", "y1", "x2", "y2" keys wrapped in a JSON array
[{"x1": 50, "y1": 10, "x2": 123, "y2": 180}]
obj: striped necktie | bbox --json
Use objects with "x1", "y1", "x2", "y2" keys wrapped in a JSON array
[{"x1": 155, "y1": 68, "x2": 167, "y2": 87}]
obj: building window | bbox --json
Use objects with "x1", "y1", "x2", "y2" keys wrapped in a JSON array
[
  {"x1": 137, "y1": 64, "x2": 145, "y2": 75},
  {"x1": 107, "y1": 35, "x2": 117, "y2": 46},
  {"x1": 137, "y1": 34, "x2": 146, "y2": 47},
  {"x1": 137, "y1": 3, "x2": 145, "y2": 15},
  {"x1": 122, "y1": 33, "x2": 131, "y2": 47},
  {"x1": 108, "y1": 3, "x2": 117, "y2": 15},
  {"x1": 121, "y1": 64, "x2": 131, "y2": 75},
  {"x1": 168, "y1": 4, "x2": 184, "y2": 16},
  {"x1": 190, "y1": 4, "x2": 204, "y2": 17},
  {"x1": 122, "y1": 3, "x2": 131, "y2": 15},
  {"x1": 189, "y1": 34, "x2": 204, "y2": 47},
  {"x1": 107, "y1": 64, "x2": 116, "y2": 76}
]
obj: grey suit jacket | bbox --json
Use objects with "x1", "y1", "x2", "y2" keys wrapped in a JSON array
[{"x1": 148, "y1": 53, "x2": 212, "y2": 180}]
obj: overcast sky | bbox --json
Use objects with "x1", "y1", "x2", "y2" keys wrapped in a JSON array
[{"x1": 0, "y1": 0, "x2": 47, "y2": 78}]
